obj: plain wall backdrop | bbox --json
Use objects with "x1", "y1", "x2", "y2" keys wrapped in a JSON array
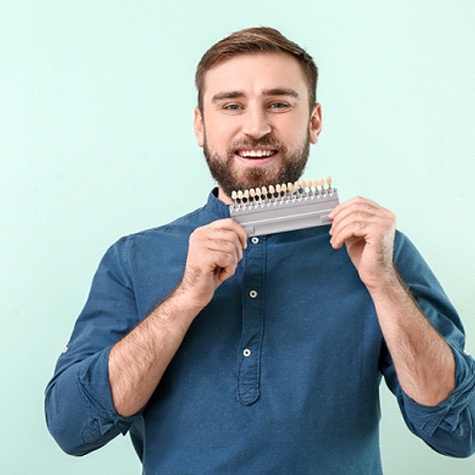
[{"x1": 1, "y1": 1, "x2": 474, "y2": 473}]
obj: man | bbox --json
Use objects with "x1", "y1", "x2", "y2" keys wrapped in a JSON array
[{"x1": 45, "y1": 27, "x2": 475, "y2": 473}]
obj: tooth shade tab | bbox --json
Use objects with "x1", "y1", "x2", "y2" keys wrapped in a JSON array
[{"x1": 230, "y1": 177, "x2": 335, "y2": 207}]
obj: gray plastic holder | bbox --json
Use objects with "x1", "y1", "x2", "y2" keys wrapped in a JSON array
[{"x1": 230, "y1": 189, "x2": 339, "y2": 237}]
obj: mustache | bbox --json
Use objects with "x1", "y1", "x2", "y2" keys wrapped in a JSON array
[{"x1": 227, "y1": 137, "x2": 288, "y2": 153}]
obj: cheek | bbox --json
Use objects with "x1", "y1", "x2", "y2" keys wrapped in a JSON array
[
  {"x1": 204, "y1": 118, "x2": 235, "y2": 146},
  {"x1": 280, "y1": 119, "x2": 310, "y2": 146}
]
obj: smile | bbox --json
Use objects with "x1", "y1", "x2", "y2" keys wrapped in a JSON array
[{"x1": 235, "y1": 148, "x2": 278, "y2": 159}]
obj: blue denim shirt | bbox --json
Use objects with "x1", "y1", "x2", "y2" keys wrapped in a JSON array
[{"x1": 45, "y1": 190, "x2": 475, "y2": 474}]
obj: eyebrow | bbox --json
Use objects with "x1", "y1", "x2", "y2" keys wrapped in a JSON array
[
  {"x1": 211, "y1": 88, "x2": 300, "y2": 103},
  {"x1": 263, "y1": 88, "x2": 300, "y2": 99}
]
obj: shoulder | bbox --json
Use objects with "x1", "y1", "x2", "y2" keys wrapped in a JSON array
[
  {"x1": 121, "y1": 190, "x2": 227, "y2": 248},
  {"x1": 102, "y1": 201, "x2": 216, "y2": 266}
]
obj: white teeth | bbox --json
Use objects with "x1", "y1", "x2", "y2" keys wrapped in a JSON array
[{"x1": 238, "y1": 149, "x2": 275, "y2": 158}]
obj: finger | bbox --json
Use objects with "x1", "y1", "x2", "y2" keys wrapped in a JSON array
[
  {"x1": 216, "y1": 261, "x2": 238, "y2": 283},
  {"x1": 207, "y1": 238, "x2": 244, "y2": 264},
  {"x1": 331, "y1": 215, "x2": 394, "y2": 250},
  {"x1": 330, "y1": 220, "x2": 379, "y2": 249},
  {"x1": 204, "y1": 228, "x2": 246, "y2": 263},
  {"x1": 218, "y1": 218, "x2": 248, "y2": 250},
  {"x1": 330, "y1": 197, "x2": 393, "y2": 238},
  {"x1": 329, "y1": 197, "x2": 385, "y2": 225},
  {"x1": 189, "y1": 223, "x2": 245, "y2": 277},
  {"x1": 207, "y1": 218, "x2": 248, "y2": 250}
]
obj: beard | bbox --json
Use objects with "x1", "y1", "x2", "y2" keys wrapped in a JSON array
[{"x1": 203, "y1": 133, "x2": 311, "y2": 198}]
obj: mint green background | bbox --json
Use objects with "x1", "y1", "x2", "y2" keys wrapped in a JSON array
[{"x1": 1, "y1": 1, "x2": 474, "y2": 473}]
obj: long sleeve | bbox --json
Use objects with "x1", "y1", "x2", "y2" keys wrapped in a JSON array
[
  {"x1": 380, "y1": 232, "x2": 475, "y2": 457},
  {"x1": 45, "y1": 238, "x2": 141, "y2": 455}
]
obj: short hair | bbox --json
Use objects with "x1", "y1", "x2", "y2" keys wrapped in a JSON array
[{"x1": 195, "y1": 26, "x2": 318, "y2": 112}]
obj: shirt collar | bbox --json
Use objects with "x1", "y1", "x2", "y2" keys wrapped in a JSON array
[{"x1": 206, "y1": 188, "x2": 231, "y2": 219}]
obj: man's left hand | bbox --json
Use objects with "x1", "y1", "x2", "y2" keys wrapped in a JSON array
[{"x1": 329, "y1": 196, "x2": 397, "y2": 291}]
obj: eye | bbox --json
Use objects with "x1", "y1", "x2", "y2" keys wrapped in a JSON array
[
  {"x1": 269, "y1": 102, "x2": 290, "y2": 110},
  {"x1": 223, "y1": 103, "x2": 243, "y2": 111}
]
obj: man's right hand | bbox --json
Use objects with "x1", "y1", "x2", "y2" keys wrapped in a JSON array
[
  {"x1": 178, "y1": 218, "x2": 248, "y2": 311},
  {"x1": 108, "y1": 218, "x2": 247, "y2": 417}
]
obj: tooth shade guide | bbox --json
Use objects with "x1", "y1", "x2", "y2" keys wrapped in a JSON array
[
  {"x1": 229, "y1": 177, "x2": 339, "y2": 236},
  {"x1": 230, "y1": 177, "x2": 335, "y2": 208}
]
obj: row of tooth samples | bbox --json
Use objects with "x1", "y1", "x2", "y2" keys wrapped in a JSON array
[{"x1": 231, "y1": 177, "x2": 333, "y2": 205}]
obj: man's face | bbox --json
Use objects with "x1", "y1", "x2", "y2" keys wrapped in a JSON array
[{"x1": 194, "y1": 53, "x2": 322, "y2": 203}]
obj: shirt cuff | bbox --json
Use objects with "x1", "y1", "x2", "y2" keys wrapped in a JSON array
[
  {"x1": 400, "y1": 346, "x2": 475, "y2": 438},
  {"x1": 77, "y1": 346, "x2": 138, "y2": 443}
]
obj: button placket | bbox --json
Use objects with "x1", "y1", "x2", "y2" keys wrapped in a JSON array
[{"x1": 238, "y1": 236, "x2": 265, "y2": 406}]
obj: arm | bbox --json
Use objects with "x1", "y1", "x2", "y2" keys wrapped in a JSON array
[
  {"x1": 108, "y1": 218, "x2": 247, "y2": 417},
  {"x1": 329, "y1": 197, "x2": 475, "y2": 458},
  {"x1": 329, "y1": 196, "x2": 455, "y2": 405},
  {"x1": 45, "y1": 218, "x2": 247, "y2": 453}
]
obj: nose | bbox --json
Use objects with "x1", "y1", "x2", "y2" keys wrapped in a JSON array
[{"x1": 242, "y1": 106, "x2": 272, "y2": 139}]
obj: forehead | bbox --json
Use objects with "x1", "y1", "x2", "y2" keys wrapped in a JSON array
[{"x1": 201, "y1": 52, "x2": 309, "y2": 102}]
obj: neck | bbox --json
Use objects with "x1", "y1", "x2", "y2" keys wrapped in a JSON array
[{"x1": 217, "y1": 186, "x2": 233, "y2": 204}]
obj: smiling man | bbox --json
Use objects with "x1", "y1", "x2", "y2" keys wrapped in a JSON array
[
  {"x1": 45, "y1": 27, "x2": 475, "y2": 474},
  {"x1": 195, "y1": 52, "x2": 321, "y2": 201}
]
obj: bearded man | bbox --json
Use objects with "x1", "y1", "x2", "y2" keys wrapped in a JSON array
[{"x1": 45, "y1": 27, "x2": 475, "y2": 474}]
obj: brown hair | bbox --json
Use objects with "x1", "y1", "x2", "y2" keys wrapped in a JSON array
[{"x1": 195, "y1": 27, "x2": 318, "y2": 112}]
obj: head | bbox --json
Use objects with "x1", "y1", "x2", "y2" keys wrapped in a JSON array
[
  {"x1": 194, "y1": 27, "x2": 322, "y2": 202},
  {"x1": 196, "y1": 27, "x2": 318, "y2": 114}
]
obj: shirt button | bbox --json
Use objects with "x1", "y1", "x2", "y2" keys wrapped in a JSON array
[
  {"x1": 251, "y1": 237, "x2": 259, "y2": 244},
  {"x1": 243, "y1": 348, "x2": 252, "y2": 357},
  {"x1": 249, "y1": 290, "x2": 258, "y2": 298}
]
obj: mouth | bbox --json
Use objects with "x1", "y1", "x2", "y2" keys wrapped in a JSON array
[{"x1": 234, "y1": 147, "x2": 278, "y2": 165}]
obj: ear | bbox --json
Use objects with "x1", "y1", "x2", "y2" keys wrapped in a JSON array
[
  {"x1": 194, "y1": 107, "x2": 205, "y2": 148},
  {"x1": 309, "y1": 103, "x2": 322, "y2": 144}
]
